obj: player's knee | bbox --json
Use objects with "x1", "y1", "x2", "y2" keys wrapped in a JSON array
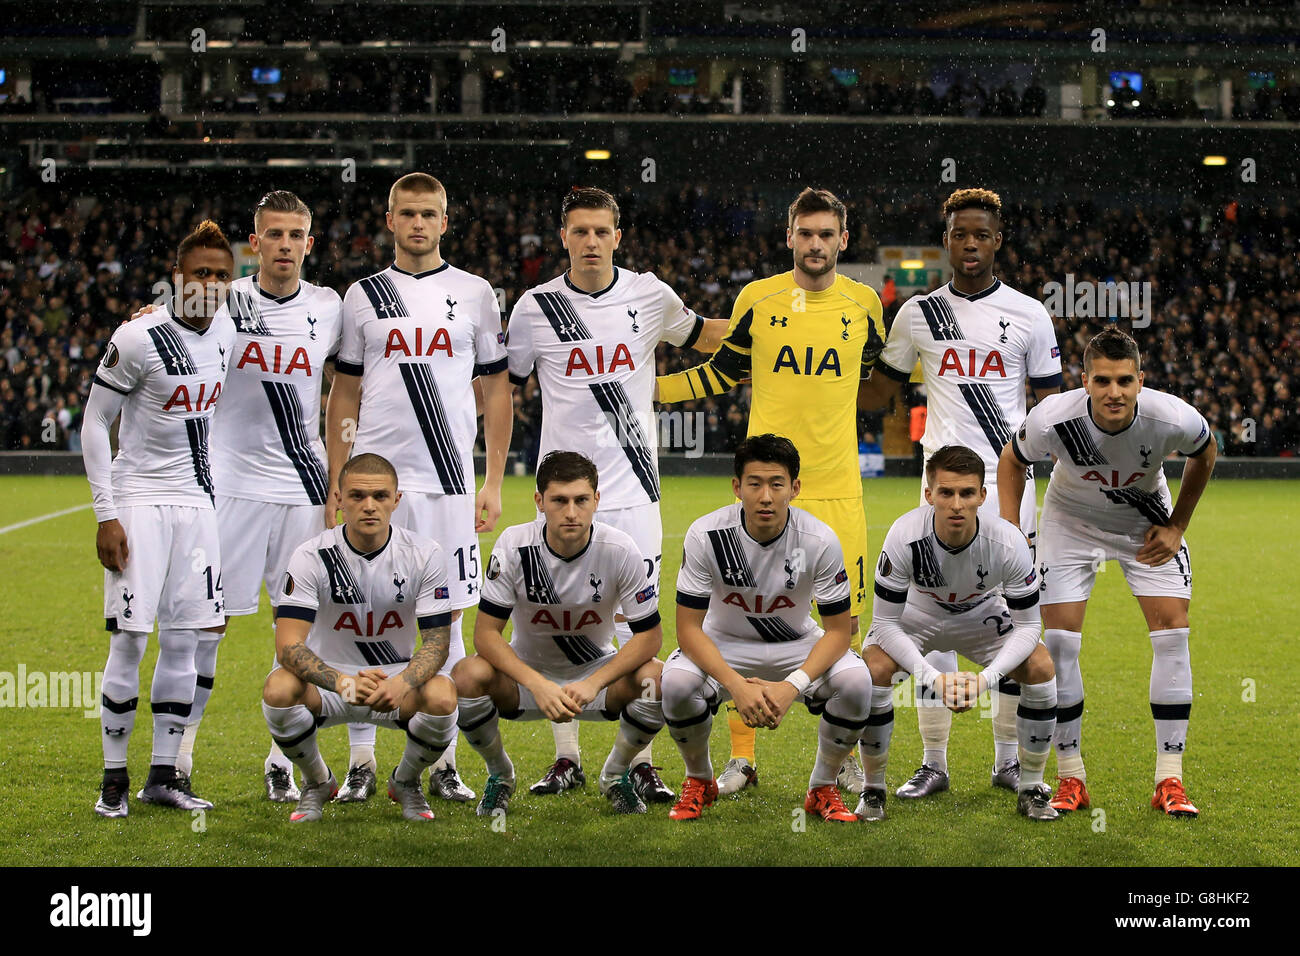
[
  {"x1": 263, "y1": 668, "x2": 305, "y2": 707},
  {"x1": 452, "y1": 654, "x2": 493, "y2": 697},
  {"x1": 634, "y1": 659, "x2": 663, "y2": 700},
  {"x1": 830, "y1": 667, "x2": 873, "y2": 716},
  {"x1": 1021, "y1": 646, "x2": 1056, "y2": 684},
  {"x1": 659, "y1": 667, "x2": 703, "y2": 719},
  {"x1": 420, "y1": 676, "x2": 457, "y2": 716},
  {"x1": 864, "y1": 646, "x2": 897, "y2": 686}
]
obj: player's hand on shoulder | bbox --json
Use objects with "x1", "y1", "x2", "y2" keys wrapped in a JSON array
[
  {"x1": 533, "y1": 678, "x2": 582, "y2": 721},
  {"x1": 1136, "y1": 524, "x2": 1183, "y2": 566},
  {"x1": 126, "y1": 302, "x2": 163, "y2": 323},
  {"x1": 96, "y1": 519, "x2": 129, "y2": 572}
]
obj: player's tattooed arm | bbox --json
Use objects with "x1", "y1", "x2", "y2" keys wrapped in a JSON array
[
  {"x1": 403, "y1": 624, "x2": 451, "y2": 689},
  {"x1": 280, "y1": 640, "x2": 345, "y2": 694}
]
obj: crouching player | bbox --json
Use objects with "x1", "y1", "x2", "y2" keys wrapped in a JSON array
[
  {"x1": 664, "y1": 434, "x2": 872, "y2": 823},
  {"x1": 262, "y1": 453, "x2": 458, "y2": 823},
  {"x1": 454, "y1": 451, "x2": 666, "y2": 816},
  {"x1": 860, "y1": 444, "x2": 1058, "y2": 822}
]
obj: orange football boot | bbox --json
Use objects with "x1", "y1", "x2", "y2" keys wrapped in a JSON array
[
  {"x1": 669, "y1": 776, "x2": 719, "y2": 821},
  {"x1": 805, "y1": 785, "x2": 858, "y2": 822},
  {"x1": 1050, "y1": 776, "x2": 1091, "y2": 812},
  {"x1": 1152, "y1": 777, "x2": 1199, "y2": 818}
]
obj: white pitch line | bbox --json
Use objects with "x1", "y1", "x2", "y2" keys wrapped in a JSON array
[{"x1": 0, "y1": 503, "x2": 93, "y2": 535}]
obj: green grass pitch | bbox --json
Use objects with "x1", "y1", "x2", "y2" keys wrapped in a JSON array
[{"x1": 0, "y1": 474, "x2": 1295, "y2": 866}]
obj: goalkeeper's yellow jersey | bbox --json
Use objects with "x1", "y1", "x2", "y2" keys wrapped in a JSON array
[{"x1": 658, "y1": 272, "x2": 885, "y2": 500}]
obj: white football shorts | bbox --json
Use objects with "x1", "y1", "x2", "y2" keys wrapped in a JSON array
[
  {"x1": 1037, "y1": 505, "x2": 1192, "y2": 605},
  {"x1": 864, "y1": 598, "x2": 1038, "y2": 670},
  {"x1": 104, "y1": 504, "x2": 224, "y2": 632},
  {"x1": 217, "y1": 495, "x2": 323, "y2": 616},
  {"x1": 392, "y1": 490, "x2": 479, "y2": 611},
  {"x1": 660, "y1": 636, "x2": 866, "y2": 706}
]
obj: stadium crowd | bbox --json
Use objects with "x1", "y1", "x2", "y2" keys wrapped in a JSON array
[{"x1": 1, "y1": 183, "x2": 1296, "y2": 457}]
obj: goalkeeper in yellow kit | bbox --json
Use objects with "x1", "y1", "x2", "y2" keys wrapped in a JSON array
[{"x1": 656, "y1": 188, "x2": 885, "y2": 795}]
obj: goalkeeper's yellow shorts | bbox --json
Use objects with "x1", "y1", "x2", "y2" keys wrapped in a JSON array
[{"x1": 796, "y1": 495, "x2": 870, "y2": 631}]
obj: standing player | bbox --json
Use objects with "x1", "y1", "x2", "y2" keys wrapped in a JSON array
[
  {"x1": 656, "y1": 187, "x2": 886, "y2": 796},
  {"x1": 998, "y1": 327, "x2": 1216, "y2": 817},
  {"x1": 83, "y1": 220, "x2": 237, "y2": 817},
  {"x1": 860, "y1": 445, "x2": 1059, "y2": 822},
  {"x1": 164, "y1": 190, "x2": 346, "y2": 805},
  {"x1": 454, "y1": 452, "x2": 666, "y2": 816},
  {"x1": 664, "y1": 435, "x2": 872, "y2": 822},
  {"x1": 262, "y1": 454, "x2": 458, "y2": 823},
  {"x1": 327, "y1": 172, "x2": 512, "y2": 803},
  {"x1": 858, "y1": 187, "x2": 1062, "y2": 799},
  {"x1": 504, "y1": 186, "x2": 727, "y2": 802}
]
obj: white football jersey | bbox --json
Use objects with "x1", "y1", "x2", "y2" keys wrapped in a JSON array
[
  {"x1": 478, "y1": 519, "x2": 661, "y2": 674},
  {"x1": 873, "y1": 504, "x2": 1040, "y2": 617},
  {"x1": 676, "y1": 503, "x2": 851, "y2": 645},
  {"x1": 210, "y1": 275, "x2": 342, "y2": 505},
  {"x1": 338, "y1": 263, "x2": 507, "y2": 495},
  {"x1": 1011, "y1": 386, "x2": 1212, "y2": 534},
  {"x1": 89, "y1": 307, "x2": 236, "y2": 517},
  {"x1": 505, "y1": 268, "x2": 703, "y2": 509},
  {"x1": 877, "y1": 279, "x2": 1062, "y2": 471},
  {"x1": 277, "y1": 524, "x2": 452, "y2": 673}
]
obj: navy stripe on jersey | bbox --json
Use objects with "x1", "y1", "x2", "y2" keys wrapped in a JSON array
[
  {"x1": 398, "y1": 363, "x2": 468, "y2": 495},
  {"x1": 746, "y1": 615, "x2": 804, "y2": 643},
  {"x1": 909, "y1": 537, "x2": 946, "y2": 588},
  {"x1": 1053, "y1": 418, "x2": 1108, "y2": 466},
  {"x1": 535, "y1": 292, "x2": 591, "y2": 342},
  {"x1": 957, "y1": 382, "x2": 1014, "y2": 456},
  {"x1": 518, "y1": 545, "x2": 560, "y2": 605},
  {"x1": 227, "y1": 290, "x2": 270, "y2": 335},
  {"x1": 318, "y1": 546, "x2": 366, "y2": 604},
  {"x1": 148, "y1": 324, "x2": 197, "y2": 376},
  {"x1": 359, "y1": 272, "x2": 409, "y2": 320},
  {"x1": 589, "y1": 379, "x2": 660, "y2": 502},
  {"x1": 934, "y1": 593, "x2": 996, "y2": 614},
  {"x1": 355, "y1": 640, "x2": 407, "y2": 667},
  {"x1": 917, "y1": 296, "x2": 963, "y2": 341},
  {"x1": 262, "y1": 381, "x2": 329, "y2": 504},
  {"x1": 92, "y1": 374, "x2": 131, "y2": 396},
  {"x1": 705, "y1": 527, "x2": 755, "y2": 588},
  {"x1": 1102, "y1": 486, "x2": 1171, "y2": 526},
  {"x1": 552, "y1": 634, "x2": 606, "y2": 666},
  {"x1": 184, "y1": 417, "x2": 215, "y2": 502}
]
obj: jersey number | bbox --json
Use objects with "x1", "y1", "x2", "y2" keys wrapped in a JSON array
[
  {"x1": 203, "y1": 566, "x2": 223, "y2": 599},
  {"x1": 983, "y1": 611, "x2": 1012, "y2": 637},
  {"x1": 454, "y1": 545, "x2": 479, "y2": 582}
]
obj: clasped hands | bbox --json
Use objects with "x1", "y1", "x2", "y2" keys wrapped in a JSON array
[
  {"x1": 932, "y1": 671, "x2": 984, "y2": 713},
  {"x1": 730, "y1": 677, "x2": 799, "y2": 730}
]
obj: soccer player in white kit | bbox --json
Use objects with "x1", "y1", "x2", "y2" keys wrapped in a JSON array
[
  {"x1": 663, "y1": 434, "x2": 873, "y2": 823},
  {"x1": 998, "y1": 327, "x2": 1217, "y2": 817},
  {"x1": 454, "y1": 452, "x2": 667, "y2": 816},
  {"x1": 504, "y1": 186, "x2": 727, "y2": 803},
  {"x1": 262, "y1": 453, "x2": 459, "y2": 823},
  {"x1": 861, "y1": 445, "x2": 1060, "y2": 822},
  {"x1": 327, "y1": 172, "x2": 512, "y2": 804},
  {"x1": 157, "y1": 190, "x2": 343, "y2": 805},
  {"x1": 83, "y1": 221, "x2": 237, "y2": 817},
  {"x1": 859, "y1": 187, "x2": 1062, "y2": 799}
]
